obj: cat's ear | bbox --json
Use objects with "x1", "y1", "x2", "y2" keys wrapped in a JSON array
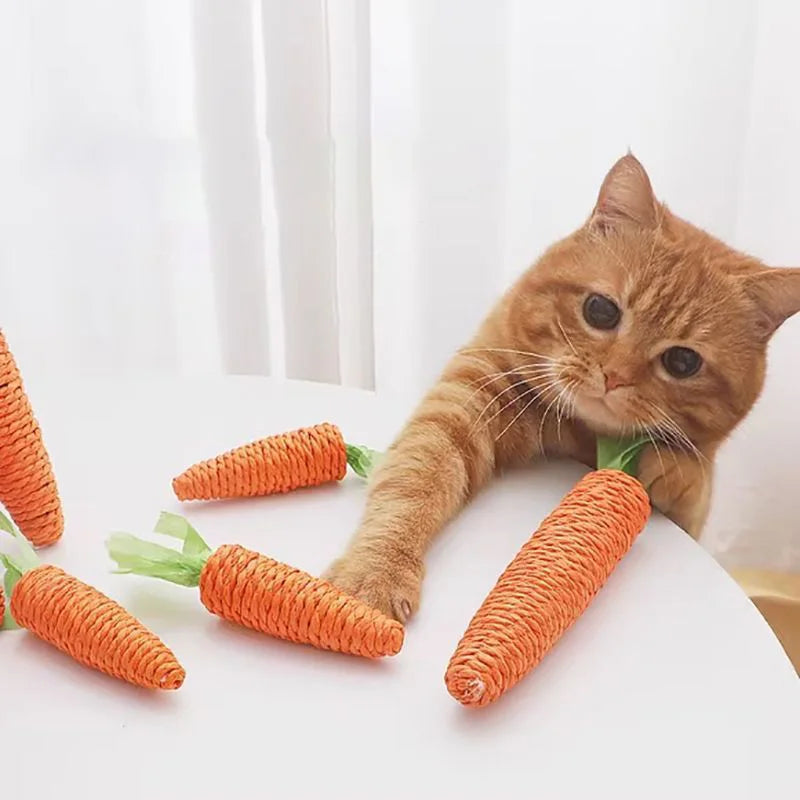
[
  {"x1": 742, "y1": 266, "x2": 800, "y2": 336},
  {"x1": 589, "y1": 152, "x2": 658, "y2": 233}
]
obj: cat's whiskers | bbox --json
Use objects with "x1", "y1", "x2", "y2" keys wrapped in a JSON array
[
  {"x1": 567, "y1": 378, "x2": 579, "y2": 419},
  {"x1": 493, "y1": 386, "x2": 543, "y2": 444},
  {"x1": 482, "y1": 373, "x2": 564, "y2": 433},
  {"x1": 462, "y1": 353, "x2": 557, "y2": 382},
  {"x1": 637, "y1": 419, "x2": 671, "y2": 484},
  {"x1": 459, "y1": 347, "x2": 561, "y2": 362},
  {"x1": 655, "y1": 426, "x2": 688, "y2": 483},
  {"x1": 490, "y1": 370, "x2": 567, "y2": 443},
  {"x1": 555, "y1": 382, "x2": 568, "y2": 444},
  {"x1": 464, "y1": 362, "x2": 554, "y2": 405},
  {"x1": 556, "y1": 318, "x2": 578, "y2": 357},
  {"x1": 467, "y1": 364, "x2": 539, "y2": 389},
  {"x1": 537, "y1": 376, "x2": 568, "y2": 452},
  {"x1": 555, "y1": 379, "x2": 578, "y2": 444},
  {"x1": 642, "y1": 400, "x2": 705, "y2": 480},
  {"x1": 468, "y1": 365, "x2": 560, "y2": 433},
  {"x1": 654, "y1": 407, "x2": 707, "y2": 468}
]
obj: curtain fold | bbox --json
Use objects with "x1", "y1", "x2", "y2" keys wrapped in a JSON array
[
  {"x1": 192, "y1": 0, "x2": 271, "y2": 376},
  {"x1": 261, "y1": 0, "x2": 341, "y2": 385},
  {"x1": 327, "y1": 0, "x2": 375, "y2": 389}
]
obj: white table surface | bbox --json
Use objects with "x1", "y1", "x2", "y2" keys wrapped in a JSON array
[{"x1": 2, "y1": 374, "x2": 798, "y2": 800}]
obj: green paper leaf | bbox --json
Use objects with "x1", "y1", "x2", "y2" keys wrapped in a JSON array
[
  {"x1": 0, "y1": 606, "x2": 19, "y2": 630},
  {"x1": 0, "y1": 509, "x2": 14, "y2": 535},
  {"x1": 345, "y1": 443, "x2": 382, "y2": 479},
  {"x1": 596, "y1": 435, "x2": 649, "y2": 476},
  {"x1": 106, "y1": 532, "x2": 206, "y2": 588},
  {"x1": 0, "y1": 553, "x2": 22, "y2": 629},
  {"x1": 0, "y1": 507, "x2": 38, "y2": 629},
  {"x1": 153, "y1": 512, "x2": 212, "y2": 557},
  {"x1": 0, "y1": 507, "x2": 40, "y2": 572}
]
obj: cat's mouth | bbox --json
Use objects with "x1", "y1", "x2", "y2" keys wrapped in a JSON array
[
  {"x1": 571, "y1": 388, "x2": 635, "y2": 436},
  {"x1": 558, "y1": 366, "x2": 647, "y2": 436}
]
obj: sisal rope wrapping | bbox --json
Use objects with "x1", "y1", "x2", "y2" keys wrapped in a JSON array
[
  {"x1": 12, "y1": 565, "x2": 185, "y2": 689},
  {"x1": 0, "y1": 330, "x2": 63, "y2": 547},
  {"x1": 172, "y1": 422, "x2": 348, "y2": 501},
  {"x1": 445, "y1": 470, "x2": 651, "y2": 707},
  {"x1": 199, "y1": 544, "x2": 404, "y2": 658}
]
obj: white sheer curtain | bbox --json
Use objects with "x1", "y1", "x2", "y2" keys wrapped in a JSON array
[
  {"x1": 2, "y1": 0, "x2": 800, "y2": 576},
  {"x1": 0, "y1": 0, "x2": 374, "y2": 386}
]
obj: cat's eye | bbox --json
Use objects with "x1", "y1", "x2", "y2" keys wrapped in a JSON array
[
  {"x1": 661, "y1": 346, "x2": 702, "y2": 379},
  {"x1": 583, "y1": 293, "x2": 621, "y2": 330}
]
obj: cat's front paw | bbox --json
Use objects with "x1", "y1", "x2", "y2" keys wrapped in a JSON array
[
  {"x1": 323, "y1": 548, "x2": 423, "y2": 624},
  {"x1": 636, "y1": 444, "x2": 712, "y2": 539}
]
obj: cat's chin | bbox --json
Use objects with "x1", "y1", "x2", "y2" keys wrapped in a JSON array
[{"x1": 572, "y1": 394, "x2": 632, "y2": 437}]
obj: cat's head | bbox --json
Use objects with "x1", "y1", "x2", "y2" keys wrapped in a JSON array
[{"x1": 515, "y1": 152, "x2": 800, "y2": 446}]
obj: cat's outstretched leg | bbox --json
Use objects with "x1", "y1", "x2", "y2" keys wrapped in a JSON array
[
  {"x1": 324, "y1": 377, "x2": 496, "y2": 622},
  {"x1": 324, "y1": 349, "x2": 556, "y2": 622}
]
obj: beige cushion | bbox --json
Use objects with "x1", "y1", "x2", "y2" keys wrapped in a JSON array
[{"x1": 730, "y1": 568, "x2": 800, "y2": 674}]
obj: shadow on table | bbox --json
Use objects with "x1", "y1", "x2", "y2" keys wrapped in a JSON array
[
  {"x1": 205, "y1": 613, "x2": 402, "y2": 678},
  {"x1": 10, "y1": 632, "x2": 184, "y2": 710},
  {"x1": 164, "y1": 478, "x2": 353, "y2": 516},
  {"x1": 443, "y1": 663, "x2": 564, "y2": 735},
  {"x1": 120, "y1": 584, "x2": 209, "y2": 631},
  {"x1": 117, "y1": 577, "x2": 402, "y2": 685}
]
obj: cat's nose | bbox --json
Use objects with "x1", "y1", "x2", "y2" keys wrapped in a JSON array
[{"x1": 604, "y1": 370, "x2": 632, "y2": 392}]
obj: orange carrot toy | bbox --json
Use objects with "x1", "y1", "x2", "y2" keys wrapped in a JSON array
[
  {"x1": 172, "y1": 422, "x2": 378, "y2": 501},
  {"x1": 0, "y1": 510, "x2": 185, "y2": 690},
  {"x1": 106, "y1": 513, "x2": 403, "y2": 659},
  {"x1": 445, "y1": 437, "x2": 651, "y2": 708},
  {"x1": 0, "y1": 329, "x2": 63, "y2": 547}
]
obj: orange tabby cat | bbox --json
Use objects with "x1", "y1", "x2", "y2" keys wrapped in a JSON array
[{"x1": 325, "y1": 152, "x2": 800, "y2": 623}]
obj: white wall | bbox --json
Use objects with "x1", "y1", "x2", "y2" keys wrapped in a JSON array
[{"x1": 502, "y1": 0, "x2": 756, "y2": 279}]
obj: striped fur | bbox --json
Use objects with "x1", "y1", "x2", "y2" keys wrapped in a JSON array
[{"x1": 325, "y1": 153, "x2": 800, "y2": 622}]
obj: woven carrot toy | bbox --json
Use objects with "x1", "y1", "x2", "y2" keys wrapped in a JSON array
[
  {"x1": 106, "y1": 512, "x2": 403, "y2": 658},
  {"x1": 171, "y1": 422, "x2": 378, "y2": 501},
  {"x1": 0, "y1": 329, "x2": 63, "y2": 547},
  {"x1": 0, "y1": 509, "x2": 185, "y2": 690},
  {"x1": 445, "y1": 436, "x2": 651, "y2": 708}
]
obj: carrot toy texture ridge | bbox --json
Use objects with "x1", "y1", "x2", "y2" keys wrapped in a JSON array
[
  {"x1": 200, "y1": 544, "x2": 403, "y2": 657},
  {"x1": 107, "y1": 512, "x2": 403, "y2": 659},
  {"x1": 445, "y1": 437, "x2": 651, "y2": 708},
  {"x1": 0, "y1": 510, "x2": 185, "y2": 689},
  {"x1": 0, "y1": 330, "x2": 63, "y2": 547},
  {"x1": 12, "y1": 565, "x2": 185, "y2": 689},
  {"x1": 172, "y1": 422, "x2": 378, "y2": 501}
]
